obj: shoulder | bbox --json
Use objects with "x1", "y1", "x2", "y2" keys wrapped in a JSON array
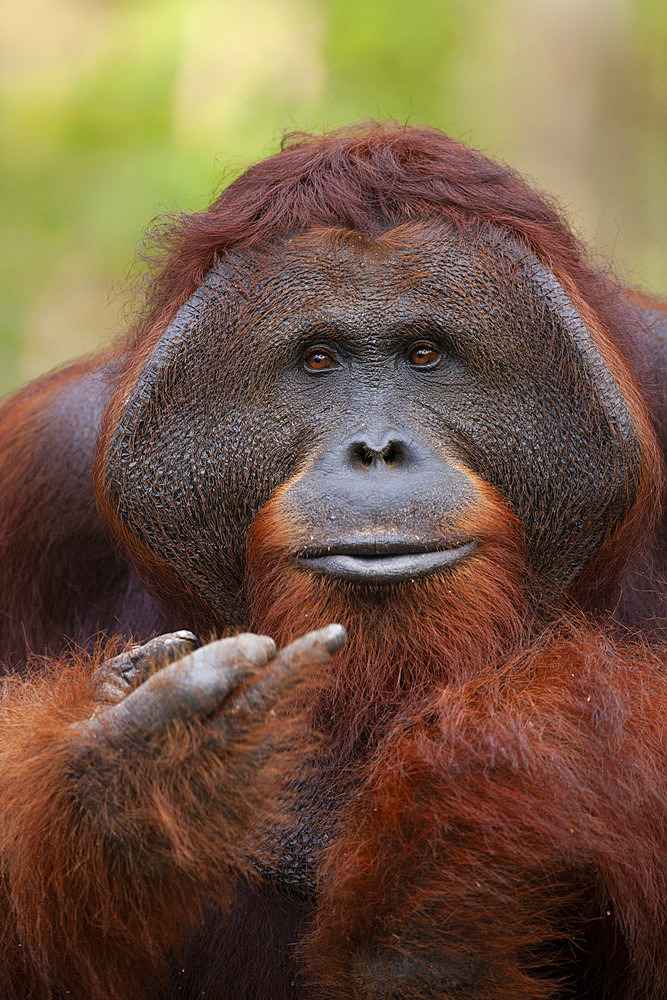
[
  {"x1": 0, "y1": 354, "x2": 119, "y2": 532},
  {"x1": 0, "y1": 355, "x2": 158, "y2": 668}
]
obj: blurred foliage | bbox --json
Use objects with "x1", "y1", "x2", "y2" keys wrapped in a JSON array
[{"x1": 0, "y1": 0, "x2": 665, "y2": 394}]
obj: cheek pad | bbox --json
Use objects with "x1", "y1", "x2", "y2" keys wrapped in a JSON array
[
  {"x1": 439, "y1": 249, "x2": 642, "y2": 588},
  {"x1": 103, "y1": 268, "x2": 290, "y2": 614}
]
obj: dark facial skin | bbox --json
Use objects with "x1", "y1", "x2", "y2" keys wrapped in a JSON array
[{"x1": 102, "y1": 223, "x2": 641, "y2": 626}]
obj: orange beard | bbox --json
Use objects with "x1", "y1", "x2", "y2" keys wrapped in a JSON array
[{"x1": 245, "y1": 487, "x2": 530, "y2": 764}]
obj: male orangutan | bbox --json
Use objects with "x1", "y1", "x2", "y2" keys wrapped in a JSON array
[{"x1": 0, "y1": 125, "x2": 664, "y2": 1000}]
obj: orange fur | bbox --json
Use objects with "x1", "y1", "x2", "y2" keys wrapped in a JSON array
[
  {"x1": 246, "y1": 477, "x2": 529, "y2": 763},
  {"x1": 305, "y1": 624, "x2": 667, "y2": 999},
  {"x1": 0, "y1": 645, "x2": 307, "y2": 999}
]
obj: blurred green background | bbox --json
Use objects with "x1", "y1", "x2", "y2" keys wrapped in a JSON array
[{"x1": 1, "y1": 0, "x2": 665, "y2": 395}]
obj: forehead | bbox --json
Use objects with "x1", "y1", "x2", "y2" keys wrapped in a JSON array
[{"x1": 235, "y1": 222, "x2": 524, "y2": 340}]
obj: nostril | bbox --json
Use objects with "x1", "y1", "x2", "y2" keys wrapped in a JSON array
[
  {"x1": 381, "y1": 442, "x2": 399, "y2": 465},
  {"x1": 347, "y1": 438, "x2": 405, "y2": 470},
  {"x1": 349, "y1": 442, "x2": 375, "y2": 469}
]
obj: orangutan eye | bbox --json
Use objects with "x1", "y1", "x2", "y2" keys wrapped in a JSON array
[
  {"x1": 408, "y1": 342, "x2": 441, "y2": 368},
  {"x1": 303, "y1": 347, "x2": 338, "y2": 372}
]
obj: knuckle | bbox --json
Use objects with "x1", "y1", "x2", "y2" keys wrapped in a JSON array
[{"x1": 216, "y1": 633, "x2": 276, "y2": 663}]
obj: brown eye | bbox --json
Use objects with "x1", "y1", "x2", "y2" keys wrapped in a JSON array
[
  {"x1": 303, "y1": 347, "x2": 337, "y2": 372},
  {"x1": 408, "y1": 342, "x2": 440, "y2": 367}
]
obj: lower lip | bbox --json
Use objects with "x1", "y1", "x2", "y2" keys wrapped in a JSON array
[{"x1": 297, "y1": 541, "x2": 477, "y2": 583}]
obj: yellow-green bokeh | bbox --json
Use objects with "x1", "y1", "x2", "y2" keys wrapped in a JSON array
[{"x1": 1, "y1": 0, "x2": 665, "y2": 394}]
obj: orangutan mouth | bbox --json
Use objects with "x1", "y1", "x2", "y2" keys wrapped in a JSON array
[{"x1": 296, "y1": 538, "x2": 477, "y2": 583}]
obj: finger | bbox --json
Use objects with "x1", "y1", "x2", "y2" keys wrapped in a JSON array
[
  {"x1": 91, "y1": 631, "x2": 200, "y2": 710},
  {"x1": 87, "y1": 633, "x2": 277, "y2": 739},
  {"x1": 216, "y1": 624, "x2": 347, "y2": 730},
  {"x1": 119, "y1": 630, "x2": 200, "y2": 682},
  {"x1": 93, "y1": 630, "x2": 199, "y2": 687}
]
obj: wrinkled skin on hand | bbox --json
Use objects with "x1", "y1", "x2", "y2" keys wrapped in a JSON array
[{"x1": 75, "y1": 625, "x2": 348, "y2": 860}]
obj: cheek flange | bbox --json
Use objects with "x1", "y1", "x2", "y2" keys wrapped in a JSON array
[
  {"x1": 503, "y1": 255, "x2": 643, "y2": 587},
  {"x1": 418, "y1": 237, "x2": 644, "y2": 592},
  {"x1": 101, "y1": 266, "x2": 253, "y2": 620}
]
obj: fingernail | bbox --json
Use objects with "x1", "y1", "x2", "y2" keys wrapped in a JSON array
[
  {"x1": 173, "y1": 630, "x2": 198, "y2": 644},
  {"x1": 261, "y1": 636, "x2": 278, "y2": 658},
  {"x1": 321, "y1": 623, "x2": 348, "y2": 653}
]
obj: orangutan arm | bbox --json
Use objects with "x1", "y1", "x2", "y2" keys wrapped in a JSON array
[{"x1": 0, "y1": 626, "x2": 345, "y2": 1000}]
